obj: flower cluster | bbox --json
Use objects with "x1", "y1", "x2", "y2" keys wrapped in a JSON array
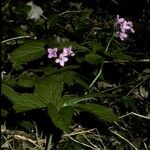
[
  {"x1": 115, "y1": 15, "x2": 135, "y2": 41},
  {"x1": 47, "y1": 46, "x2": 75, "y2": 66}
]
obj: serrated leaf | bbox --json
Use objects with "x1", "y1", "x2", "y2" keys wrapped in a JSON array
[
  {"x1": 77, "y1": 103, "x2": 119, "y2": 122},
  {"x1": 3, "y1": 78, "x2": 17, "y2": 87},
  {"x1": 10, "y1": 40, "x2": 46, "y2": 68},
  {"x1": 47, "y1": 103, "x2": 74, "y2": 131},
  {"x1": 34, "y1": 77, "x2": 63, "y2": 104},
  {"x1": 106, "y1": 51, "x2": 133, "y2": 60},
  {"x1": 85, "y1": 53, "x2": 102, "y2": 65},
  {"x1": 2, "y1": 83, "x2": 45, "y2": 112},
  {"x1": 92, "y1": 42, "x2": 104, "y2": 52},
  {"x1": 14, "y1": 93, "x2": 45, "y2": 112},
  {"x1": 2, "y1": 83, "x2": 18, "y2": 100},
  {"x1": 2, "y1": 77, "x2": 63, "y2": 112},
  {"x1": 59, "y1": 71, "x2": 75, "y2": 86},
  {"x1": 17, "y1": 74, "x2": 38, "y2": 87}
]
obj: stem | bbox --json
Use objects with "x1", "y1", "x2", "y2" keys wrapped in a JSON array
[
  {"x1": 89, "y1": 61, "x2": 104, "y2": 88},
  {"x1": 89, "y1": 35, "x2": 114, "y2": 88}
]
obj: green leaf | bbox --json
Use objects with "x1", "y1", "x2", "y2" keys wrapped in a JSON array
[
  {"x1": 3, "y1": 77, "x2": 17, "y2": 87},
  {"x1": 34, "y1": 77, "x2": 63, "y2": 104},
  {"x1": 2, "y1": 83, "x2": 18, "y2": 100},
  {"x1": 60, "y1": 41, "x2": 89, "y2": 52},
  {"x1": 85, "y1": 53, "x2": 102, "y2": 65},
  {"x1": 57, "y1": 95, "x2": 96, "y2": 110},
  {"x1": 74, "y1": 76, "x2": 89, "y2": 90},
  {"x1": 92, "y1": 42, "x2": 104, "y2": 52},
  {"x1": 17, "y1": 74, "x2": 38, "y2": 88},
  {"x1": 77, "y1": 103, "x2": 119, "y2": 122},
  {"x1": 59, "y1": 71, "x2": 75, "y2": 86},
  {"x1": 1, "y1": 109, "x2": 9, "y2": 117},
  {"x1": 106, "y1": 51, "x2": 133, "y2": 60},
  {"x1": 60, "y1": 65, "x2": 80, "y2": 72},
  {"x1": 40, "y1": 65, "x2": 58, "y2": 75},
  {"x1": 10, "y1": 40, "x2": 46, "y2": 68},
  {"x1": 47, "y1": 103, "x2": 74, "y2": 132},
  {"x1": 47, "y1": 13, "x2": 59, "y2": 29},
  {"x1": 14, "y1": 3, "x2": 31, "y2": 17},
  {"x1": 2, "y1": 76, "x2": 64, "y2": 112},
  {"x1": 14, "y1": 94, "x2": 45, "y2": 112},
  {"x1": 80, "y1": 8, "x2": 93, "y2": 21}
]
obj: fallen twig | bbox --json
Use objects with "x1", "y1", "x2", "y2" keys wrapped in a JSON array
[
  {"x1": 2, "y1": 35, "x2": 31, "y2": 44},
  {"x1": 119, "y1": 112, "x2": 150, "y2": 120},
  {"x1": 63, "y1": 128, "x2": 96, "y2": 137},
  {"x1": 109, "y1": 129, "x2": 139, "y2": 150}
]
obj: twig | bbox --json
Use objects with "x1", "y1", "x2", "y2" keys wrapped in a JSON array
[
  {"x1": 82, "y1": 134, "x2": 99, "y2": 149},
  {"x1": 41, "y1": 14, "x2": 48, "y2": 20},
  {"x1": 2, "y1": 35, "x2": 31, "y2": 44},
  {"x1": 67, "y1": 134, "x2": 98, "y2": 150},
  {"x1": 143, "y1": 141, "x2": 149, "y2": 150},
  {"x1": 59, "y1": 10, "x2": 82, "y2": 16},
  {"x1": 33, "y1": 121, "x2": 39, "y2": 142},
  {"x1": 14, "y1": 134, "x2": 44, "y2": 149},
  {"x1": 119, "y1": 112, "x2": 150, "y2": 120},
  {"x1": 109, "y1": 129, "x2": 139, "y2": 150},
  {"x1": 95, "y1": 129, "x2": 107, "y2": 150},
  {"x1": 63, "y1": 128, "x2": 96, "y2": 137},
  {"x1": 103, "y1": 59, "x2": 150, "y2": 63},
  {"x1": 1, "y1": 128, "x2": 45, "y2": 149},
  {"x1": 127, "y1": 77, "x2": 149, "y2": 96},
  {"x1": 46, "y1": 134, "x2": 53, "y2": 150}
]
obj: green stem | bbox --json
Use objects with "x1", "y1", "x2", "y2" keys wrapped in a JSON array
[{"x1": 89, "y1": 35, "x2": 114, "y2": 89}]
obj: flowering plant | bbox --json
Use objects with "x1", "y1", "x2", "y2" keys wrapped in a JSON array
[{"x1": 2, "y1": 1, "x2": 150, "y2": 149}]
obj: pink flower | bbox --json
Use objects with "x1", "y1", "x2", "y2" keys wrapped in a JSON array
[
  {"x1": 116, "y1": 15, "x2": 125, "y2": 24},
  {"x1": 120, "y1": 21, "x2": 135, "y2": 33},
  {"x1": 63, "y1": 46, "x2": 75, "y2": 56},
  {"x1": 116, "y1": 32, "x2": 128, "y2": 41},
  {"x1": 47, "y1": 48, "x2": 58, "y2": 59},
  {"x1": 115, "y1": 15, "x2": 135, "y2": 41},
  {"x1": 55, "y1": 53, "x2": 68, "y2": 66}
]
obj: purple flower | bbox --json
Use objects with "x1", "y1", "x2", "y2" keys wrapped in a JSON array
[
  {"x1": 55, "y1": 53, "x2": 68, "y2": 66},
  {"x1": 116, "y1": 32, "x2": 128, "y2": 41},
  {"x1": 47, "y1": 48, "x2": 58, "y2": 59},
  {"x1": 115, "y1": 15, "x2": 135, "y2": 41},
  {"x1": 63, "y1": 46, "x2": 75, "y2": 56},
  {"x1": 116, "y1": 15, "x2": 125, "y2": 24},
  {"x1": 120, "y1": 21, "x2": 135, "y2": 33}
]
